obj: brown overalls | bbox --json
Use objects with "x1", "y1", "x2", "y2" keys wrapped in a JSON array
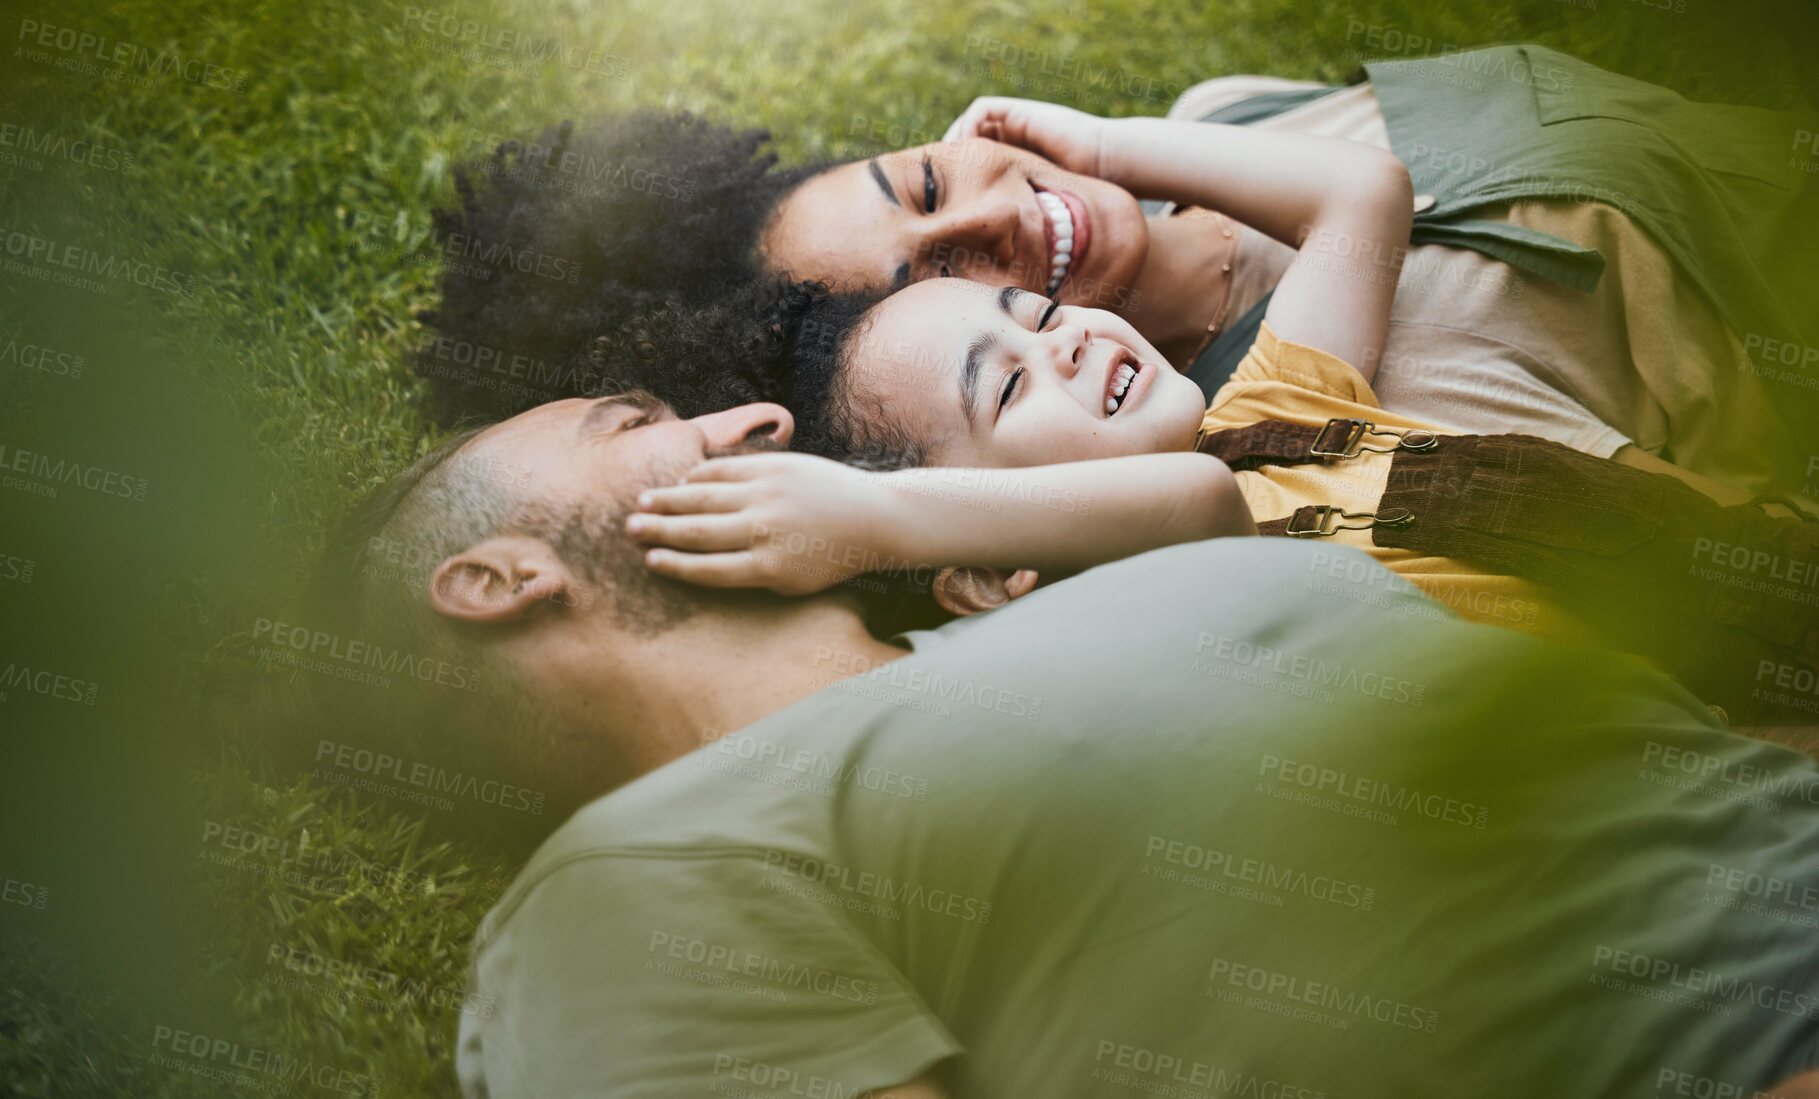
[{"x1": 1201, "y1": 418, "x2": 1819, "y2": 726}]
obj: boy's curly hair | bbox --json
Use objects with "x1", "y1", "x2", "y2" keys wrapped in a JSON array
[
  {"x1": 590, "y1": 280, "x2": 950, "y2": 636},
  {"x1": 414, "y1": 112, "x2": 837, "y2": 425},
  {"x1": 589, "y1": 279, "x2": 927, "y2": 470}
]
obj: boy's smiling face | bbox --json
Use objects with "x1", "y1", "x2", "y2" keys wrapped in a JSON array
[{"x1": 843, "y1": 278, "x2": 1207, "y2": 468}]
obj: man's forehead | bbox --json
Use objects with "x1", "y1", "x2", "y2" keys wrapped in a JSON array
[
  {"x1": 458, "y1": 399, "x2": 596, "y2": 472},
  {"x1": 486, "y1": 396, "x2": 592, "y2": 441}
]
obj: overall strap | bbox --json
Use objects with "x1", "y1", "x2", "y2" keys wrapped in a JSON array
[
  {"x1": 1195, "y1": 417, "x2": 1437, "y2": 472},
  {"x1": 1257, "y1": 505, "x2": 1413, "y2": 539},
  {"x1": 1194, "y1": 420, "x2": 1323, "y2": 472},
  {"x1": 1199, "y1": 419, "x2": 1436, "y2": 538}
]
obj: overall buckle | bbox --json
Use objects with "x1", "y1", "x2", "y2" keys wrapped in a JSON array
[
  {"x1": 1283, "y1": 504, "x2": 1415, "y2": 538},
  {"x1": 1309, "y1": 418, "x2": 1439, "y2": 459}
]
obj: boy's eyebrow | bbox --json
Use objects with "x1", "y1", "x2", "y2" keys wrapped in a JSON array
[
  {"x1": 957, "y1": 288, "x2": 1026, "y2": 425},
  {"x1": 958, "y1": 332, "x2": 998, "y2": 426}
]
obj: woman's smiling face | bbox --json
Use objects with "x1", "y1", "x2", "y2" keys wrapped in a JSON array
[
  {"x1": 763, "y1": 138, "x2": 1149, "y2": 310},
  {"x1": 843, "y1": 279, "x2": 1206, "y2": 468}
]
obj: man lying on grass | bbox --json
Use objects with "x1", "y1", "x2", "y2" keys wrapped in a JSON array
[{"x1": 312, "y1": 392, "x2": 1819, "y2": 1097}]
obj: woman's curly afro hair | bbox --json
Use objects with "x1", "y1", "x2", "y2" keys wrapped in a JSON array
[{"x1": 413, "y1": 112, "x2": 836, "y2": 425}]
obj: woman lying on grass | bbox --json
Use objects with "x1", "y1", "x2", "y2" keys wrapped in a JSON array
[
  {"x1": 613, "y1": 105, "x2": 1819, "y2": 727},
  {"x1": 425, "y1": 49, "x2": 1815, "y2": 496}
]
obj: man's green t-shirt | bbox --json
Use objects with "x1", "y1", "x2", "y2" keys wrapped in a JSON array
[{"x1": 458, "y1": 540, "x2": 1819, "y2": 1097}]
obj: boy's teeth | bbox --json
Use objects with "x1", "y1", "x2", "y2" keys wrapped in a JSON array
[
  {"x1": 1104, "y1": 362, "x2": 1136, "y2": 416},
  {"x1": 1111, "y1": 364, "x2": 1134, "y2": 397}
]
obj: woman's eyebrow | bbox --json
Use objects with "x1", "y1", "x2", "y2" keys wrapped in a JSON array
[
  {"x1": 870, "y1": 160, "x2": 913, "y2": 287},
  {"x1": 996, "y1": 285, "x2": 1024, "y2": 316},
  {"x1": 868, "y1": 159, "x2": 900, "y2": 207}
]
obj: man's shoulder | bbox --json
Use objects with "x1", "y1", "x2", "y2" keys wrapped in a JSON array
[
  {"x1": 970, "y1": 538, "x2": 1433, "y2": 648},
  {"x1": 474, "y1": 824, "x2": 772, "y2": 954}
]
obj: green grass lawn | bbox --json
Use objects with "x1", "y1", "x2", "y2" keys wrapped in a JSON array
[{"x1": 0, "y1": 0, "x2": 1809, "y2": 1093}]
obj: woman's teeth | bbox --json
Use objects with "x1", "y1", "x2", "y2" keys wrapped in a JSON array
[
  {"x1": 1038, "y1": 191, "x2": 1073, "y2": 295},
  {"x1": 1105, "y1": 363, "x2": 1136, "y2": 415}
]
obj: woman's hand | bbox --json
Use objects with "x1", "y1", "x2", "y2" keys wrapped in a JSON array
[
  {"x1": 942, "y1": 96, "x2": 1111, "y2": 178},
  {"x1": 626, "y1": 452, "x2": 900, "y2": 595}
]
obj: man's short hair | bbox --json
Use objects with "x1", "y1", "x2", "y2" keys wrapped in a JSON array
[
  {"x1": 301, "y1": 427, "x2": 535, "y2": 788},
  {"x1": 298, "y1": 415, "x2": 667, "y2": 834}
]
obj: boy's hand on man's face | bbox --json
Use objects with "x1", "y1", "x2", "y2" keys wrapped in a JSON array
[{"x1": 624, "y1": 452, "x2": 900, "y2": 596}]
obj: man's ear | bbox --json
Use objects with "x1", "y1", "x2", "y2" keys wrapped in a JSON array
[
  {"x1": 428, "y1": 536, "x2": 576, "y2": 623},
  {"x1": 931, "y1": 566, "x2": 1040, "y2": 618}
]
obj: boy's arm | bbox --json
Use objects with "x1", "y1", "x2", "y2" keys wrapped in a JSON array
[
  {"x1": 628, "y1": 451, "x2": 1252, "y2": 594},
  {"x1": 879, "y1": 452, "x2": 1252, "y2": 574}
]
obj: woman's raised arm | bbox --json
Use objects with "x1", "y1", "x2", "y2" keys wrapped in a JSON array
[{"x1": 947, "y1": 98, "x2": 1412, "y2": 380}]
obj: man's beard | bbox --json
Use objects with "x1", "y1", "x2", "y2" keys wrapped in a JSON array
[{"x1": 541, "y1": 436, "x2": 788, "y2": 635}]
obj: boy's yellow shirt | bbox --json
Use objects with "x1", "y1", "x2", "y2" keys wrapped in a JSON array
[{"x1": 1204, "y1": 323, "x2": 1595, "y2": 642}]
